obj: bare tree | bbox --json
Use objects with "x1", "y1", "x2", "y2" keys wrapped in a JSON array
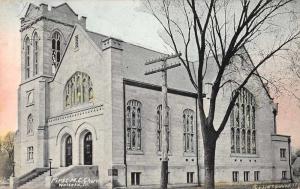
[
  {"x1": 1, "y1": 132, "x2": 14, "y2": 173},
  {"x1": 143, "y1": 0, "x2": 300, "y2": 188}
]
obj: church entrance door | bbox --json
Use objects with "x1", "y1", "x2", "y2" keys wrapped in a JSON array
[
  {"x1": 65, "y1": 135, "x2": 72, "y2": 166},
  {"x1": 84, "y1": 132, "x2": 93, "y2": 165}
]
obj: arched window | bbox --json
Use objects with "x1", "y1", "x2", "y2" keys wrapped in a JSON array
[
  {"x1": 64, "y1": 72, "x2": 93, "y2": 108},
  {"x1": 231, "y1": 128, "x2": 235, "y2": 153},
  {"x1": 126, "y1": 100, "x2": 142, "y2": 151},
  {"x1": 246, "y1": 105, "x2": 250, "y2": 128},
  {"x1": 236, "y1": 128, "x2": 240, "y2": 153},
  {"x1": 52, "y1": 31, "x2": 61, "y2": 64},
  {"x1": 252, "y1": 130, "x2": 256, "y2": 154},
  {"x1": 252, "y1": 107, "x2": 256, "y2": 129},
  {"x1": 27, "y1": 91, "x2": 34, "y2": 106},
  {"x1": 89, "y1": 88, "x2": 93, "y2": 101},
  {"x1": 183, "y1": 109, "x2": 195, "y2": 153},
  {"x1": 241, "y1": 104, "x2": 245, "y2": 128},
  {"x1": 234, "y1": 102, "x2": 239, "y2": 127},
  {"x1": 25, "y1": 37, "x2": 30, "y2": 79},
  {"x1": 157, "y1": 105, "x2": 170, "y2": 152},
  {"x1": 247, "y1": 130, "x2": 251, "y2": 153},
  {"x1": 27, "y1": 114, "x2": 33, "y2": 135},
  {"x1": 241, "y1": 129, "x2": 246, "y2": 153},
  {"x1": 65, "y1": 135, "x2": 72, "y2": 166},
  {"x1": 230, "y1": 88, "x2": 256, "y2": 154},
  {"x1": 33, "y1": 32, "x2": 39, "y2": 75}
]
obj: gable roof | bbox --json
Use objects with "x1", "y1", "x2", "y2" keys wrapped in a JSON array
[
  {"x1": 51, "y1": 3, "x2": 78, "y2": 16},
  {"x1": 243, "y1": 48, "x2": 273, "y2": 100},
  {"x1": 50, "y1": 24, "x2": 106, "y2": 83},
  {"x1": 24, "y1": 3, "x2": 39, "y2": 18},
  {"x1": 293, "y1": 156, "x2": 300, "y2": 167},
  {"x1": 86, "y1": 30, "x2": 107, "y2": 49}
]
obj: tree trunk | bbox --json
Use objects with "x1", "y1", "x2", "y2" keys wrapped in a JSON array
[{"x1": 203, "y1": 132, "x2": 217, "y2": 189}]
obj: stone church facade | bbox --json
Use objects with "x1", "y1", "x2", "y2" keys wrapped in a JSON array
[{"x1": 13, "y1": 2, "x2": 292, "y2": 188}]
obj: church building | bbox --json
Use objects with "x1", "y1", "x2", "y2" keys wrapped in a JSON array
[{"x1": 13, "y1": 3, "x2": 292, "y2": 188}]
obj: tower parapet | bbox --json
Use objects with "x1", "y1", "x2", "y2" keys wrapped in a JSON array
[{"x1": 20, "y1": 3, "x2": 86, "y2": 32}]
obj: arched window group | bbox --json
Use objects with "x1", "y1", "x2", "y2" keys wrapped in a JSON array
[
  {"x1": 124, "y1": 102, "x2": 198, "y2": 154},
  {"x1": 126, "y1": 100, "x2": 142, "y2": 151},
  {"x1": 24, "y1": 32, "x2": 39, "y2": 79},
  {"x1": 183, "y1": 109, "x2": 195, "y2": 153},
  {"x1": 231, "y1": 88, "x2": 256, "y2": 154},
  {"x1": 157, "y1": 105, "x2": 170, "y2": 152},
  {"x1": 64, "y1": 72, "x2": 93, "y2": 108},
  {"x1": 27, "y1": 114, "x2": 33, "y2": 135}
]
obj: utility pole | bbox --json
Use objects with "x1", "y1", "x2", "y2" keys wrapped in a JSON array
[{"x1": 145, "y1": 53, "x2": 181, "y2": 189}]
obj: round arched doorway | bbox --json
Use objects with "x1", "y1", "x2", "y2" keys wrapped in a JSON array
[
  {"x1": 84, "y1": 132, "x2": 93, "y2": 165},
  {"x1": 65, "y1": 135, "x2": 73, "y2": 166}
]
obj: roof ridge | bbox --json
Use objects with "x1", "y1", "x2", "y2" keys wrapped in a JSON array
[{"x1": 85, "y1": 29, "x2": 168, "y2": 55}]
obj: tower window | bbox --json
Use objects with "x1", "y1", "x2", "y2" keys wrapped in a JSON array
[
  {"x1": 33, "y1": 32, "x2": 39, "y2": 75},
  {"x1": 25, "y1": 37, "x2": 30, "y2": 79},
  {"x1": 280, "y1": 148, "x2": 286, "y2": 159},
  {"x1": 51, "y1": 31, "x2": 61, "y2": 65},
  {"x1": 27, "y1": 91, "x2": 34, "y2": 106},
  {"x1": 27, "y1": 114, "x2": 33, "y2": 135},
  {"x1": 27, "y1": 146, "x2": 34, "y2": 160}
]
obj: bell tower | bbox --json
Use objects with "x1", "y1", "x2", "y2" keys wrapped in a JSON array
[{"x1": 15, "y1": 3, "x2": 86, "y2": 176}]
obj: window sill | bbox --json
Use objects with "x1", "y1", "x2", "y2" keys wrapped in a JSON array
[
  {"x1": 127, "y1": 150, "x2": 144, "y2": 155},
  {"x1": 230, "y1": 153, "x2": 259, "y2": 158},
  {"x1": 280, "y1": 158, "x2": 287, "y2": 161},
  {"x1": 27, "y1": 133, "x2": 34, "y2": 136},
  {"x1": 27, "y1": 159, "x2": 34, "y2": 163},
  {"x1": 26, "y1": 103, "x2": 34, "y2": 107},
  {"x1": 183, "y1": 152, "x2": 196, "y2": 157},
  {"x1": 64, "y1": 102, "x2": 94, "y2": 112},
  {"x1": 157, "y1": 151, "x2": 172, "y2": 156}
]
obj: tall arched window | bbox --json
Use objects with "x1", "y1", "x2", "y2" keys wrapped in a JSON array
[
  {"x1": 230, "y1": 88, "x2": 256, "y2": 154},
  {"x1": 25, "y1": 37, "x2": 30, "y2": 79},
  {"x1": 236, "y1": 128, "x2": 240, "y2": 153},
  {"x1": 33, "y1": 32, "x2": 39, "y2": 75},
  {"x1": 52, "y1": 31, "x2": 61, "y2": 64},
  {"x1": 252, "y1": 106, "x2": 256, "y2": 129},
  {"x1": 64, "y1": 72, "x2": 93, "y2": 108},
  {"x1": 157, "y1": 105, "x2": 170, "y2": 152},
  {"x1": 241, "y1": 129, "x2": 246, "y2": 153},
  {"x1": 252, "y1": 130, "x2": 256, "y2": 154},
  {"x1": 183, "y1": 109, "x2": 195, "y2": 153},
  {"x1": 27, "y1": 114, "x2": 33, "y2": 135},
  {"x1": 247, "y1": 130, "x2": 251, "y2": 153},
  {"x1": 231, "y1": 128, "x2": 235, "y2": 153},
  {"x1": 126, "y1": 100, "x2": 142, "y2": 151}
]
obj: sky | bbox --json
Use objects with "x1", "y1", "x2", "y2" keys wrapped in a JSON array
[{"x1": 0, "y1": 0, "x2": 300, "y2": 150}]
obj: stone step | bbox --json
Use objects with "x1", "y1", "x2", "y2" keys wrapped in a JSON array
[{"x1": 18, "y1": 168, "x2": 61, "y2": 189}]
